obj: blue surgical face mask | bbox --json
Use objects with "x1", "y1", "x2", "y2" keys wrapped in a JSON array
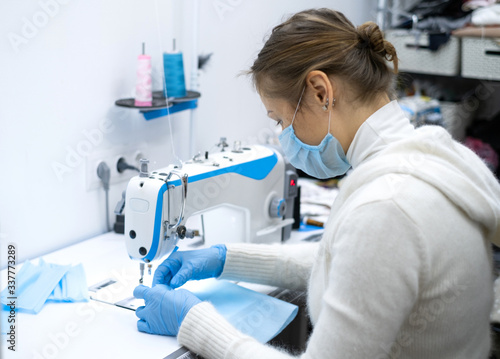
[
  {"x1": 0, "y1": 258, "x2": 88, "y2": 316},
  {"x1": 278, "y1": 87, "x2": 351, "y2": 179}
]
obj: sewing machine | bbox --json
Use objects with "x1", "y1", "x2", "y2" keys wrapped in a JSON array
[{"x1": 124, "y1": 143, "x2": 298, "y2": 264}]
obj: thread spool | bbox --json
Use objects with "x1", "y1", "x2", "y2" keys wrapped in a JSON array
[
  {"x1": 134, "y1": 43, "x2": 152, "y2": 107},
  {"x1": 163, "y1": 50, "x2": 187, "y2": 99}
]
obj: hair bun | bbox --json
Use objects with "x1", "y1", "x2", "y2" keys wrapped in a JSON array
[
  {"x1": 357, "y1": 22, "x2": 385, "y2": 54},
  {"x1": 357, "y1": 21, "x2": 398, "y2": 72}
]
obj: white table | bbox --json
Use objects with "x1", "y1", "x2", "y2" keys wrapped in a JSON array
[
  {"x1": 1, "y1": 228, "x2": 322, "y2": 359},
  {"x1": 1, "y1": 232, "x2": 197, "y2": 359}
]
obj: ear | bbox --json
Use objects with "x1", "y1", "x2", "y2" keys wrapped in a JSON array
[{"x1": 305, "y1": 71, "x2": 334, "y2": 107}]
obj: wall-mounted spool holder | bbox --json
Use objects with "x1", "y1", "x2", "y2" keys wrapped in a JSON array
[
  {"x1": 116, "y1": 0, "x2": 201, "y2": 156},
  {"x1": 115, "y1": 90, "x2": 200, "y2": 121}
]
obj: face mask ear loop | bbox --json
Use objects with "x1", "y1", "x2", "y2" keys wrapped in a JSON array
[
  {"x1": 291, "y1": 86, "x2": 306, "y2": 126},
  {"x1": 327, "y1": 97, "x2": 332, "y2": 134},
  {"x1": 327, "y1": 104, "x2": 332, "y2": 135}
]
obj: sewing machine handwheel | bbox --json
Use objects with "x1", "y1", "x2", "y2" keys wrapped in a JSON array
[{"x1": 269, "y1": 198, "x2": 286, "y2": 218}]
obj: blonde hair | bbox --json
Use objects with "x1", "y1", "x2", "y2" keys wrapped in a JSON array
[{"x1": 249, "y1": 9, "x2": 398, "y2": 104}]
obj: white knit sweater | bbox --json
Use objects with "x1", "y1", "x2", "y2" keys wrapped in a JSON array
[{"x1": 178, "y1": 101, "x2": 500, "y2": 359}]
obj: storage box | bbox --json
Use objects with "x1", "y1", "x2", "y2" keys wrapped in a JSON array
[
  {"x1": 461, "y1": 37, "x2": 500, "y2": 81},
  {"x1": 385, "y1": 30, "x2": 461, "y2": 76}
]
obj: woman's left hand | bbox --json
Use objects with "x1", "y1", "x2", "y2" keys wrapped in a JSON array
[{"x1": 133, "y1": 284, "x2": 201, "y2": 336}]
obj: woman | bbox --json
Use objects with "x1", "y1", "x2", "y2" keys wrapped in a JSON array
[{"x1": 133, "y1": 8, "x2": 500, "y2": 358}]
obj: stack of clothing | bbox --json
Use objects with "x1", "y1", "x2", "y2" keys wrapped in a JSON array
[
  {"x1": 453, "y1": 0, "x2": 500, "y2": 37},
  {"x1": 394, "y1": 0, "x2": 500, "y2": 49}
]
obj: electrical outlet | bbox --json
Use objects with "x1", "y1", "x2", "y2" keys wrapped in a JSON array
[{"x1": 86, "y1": 146, "x2": 148, "y2": 191}]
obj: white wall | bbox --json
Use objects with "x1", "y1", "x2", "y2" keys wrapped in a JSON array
[{"x1": 0, "y1": 0, "x2": 375, "y2": 267}]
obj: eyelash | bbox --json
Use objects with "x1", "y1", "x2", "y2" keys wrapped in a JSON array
[{"x1": 275, "y1": 119, "x2": 283, "y2": 127}]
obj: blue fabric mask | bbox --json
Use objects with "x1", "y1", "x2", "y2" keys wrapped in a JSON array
[
  {"x1": 278, "y1": 88, "x2": 351, "y2": 179},
  {"x1": 0, "y1": 258, "x2": 89, "y2": 317}
]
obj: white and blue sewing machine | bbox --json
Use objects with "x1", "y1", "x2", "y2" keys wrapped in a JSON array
[{"x1": 124, "y1": 142, "x2": 298, "y2": 267}]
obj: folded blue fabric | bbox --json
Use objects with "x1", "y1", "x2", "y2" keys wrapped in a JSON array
[
  {"x1": 191, "y1": 280, "x2": 298, "y2": 343},
  {"x1": 47, "y1": 263, "x2": 88, "y2": 302},
  {"x1": 0, "y1": 259, "x2": 89, "y2": 316}
]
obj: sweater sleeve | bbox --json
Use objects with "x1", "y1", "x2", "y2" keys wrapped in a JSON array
[
  {"x1": 179, "y1": 199, "x2": 425, "y2": 359},
  {"x1": 219, "y1": 242, "x2": 319, "y2": 290}
]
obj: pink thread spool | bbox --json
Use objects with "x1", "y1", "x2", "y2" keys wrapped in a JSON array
[{"x1": 134, "y1": 43, "x2": 152, "y2": 107}]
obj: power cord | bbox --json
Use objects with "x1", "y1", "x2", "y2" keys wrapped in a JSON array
[
  {"x1": 117, "y1": 157, "x2": 139, "y2": 173},
  {"x1": 97, "y1": 162, "x2": 111, "y2": 232}
]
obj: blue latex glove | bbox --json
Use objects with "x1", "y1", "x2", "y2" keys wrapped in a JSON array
[
  {"x1": 153, "y1": 244, "x2": 227, "y2": 288},
  {"x1": 133, "y1": 284, "x2": 201, "y2": 336}
]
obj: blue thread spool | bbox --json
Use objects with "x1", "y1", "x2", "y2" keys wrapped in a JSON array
[{"x1": 163, "y1": 52, "x2": 187, "y2": 98}]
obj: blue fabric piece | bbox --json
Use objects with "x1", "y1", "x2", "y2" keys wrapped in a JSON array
[
  {"x1": 191, "y1": 280, "x2": 298, "y2": 343},
  {"x1": 299, "y1": 222, "x2": 323, "y2": 232},
  {"x1": 0, "y1": 259, "x2": 89, "y2": 315},
  {"x1": 47, "y1": 263, "x2": 89, "y2": 302}
]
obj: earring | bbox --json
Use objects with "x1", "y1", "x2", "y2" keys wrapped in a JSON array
[
  {"x1": 332, "y1": 97, "x2": 336, "y2": 108},
  {"x1": 322, "y1": 98, "x2": 329, "y2": 112}
]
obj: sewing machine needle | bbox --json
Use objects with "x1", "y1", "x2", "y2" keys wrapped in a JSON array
[{"x1": 139, "y1": 262, "x2": 145, "y2": 284}]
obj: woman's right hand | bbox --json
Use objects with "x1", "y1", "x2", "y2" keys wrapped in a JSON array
[{"x1": 152, "y1": 245, "x2": 227, "y2": 288}]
